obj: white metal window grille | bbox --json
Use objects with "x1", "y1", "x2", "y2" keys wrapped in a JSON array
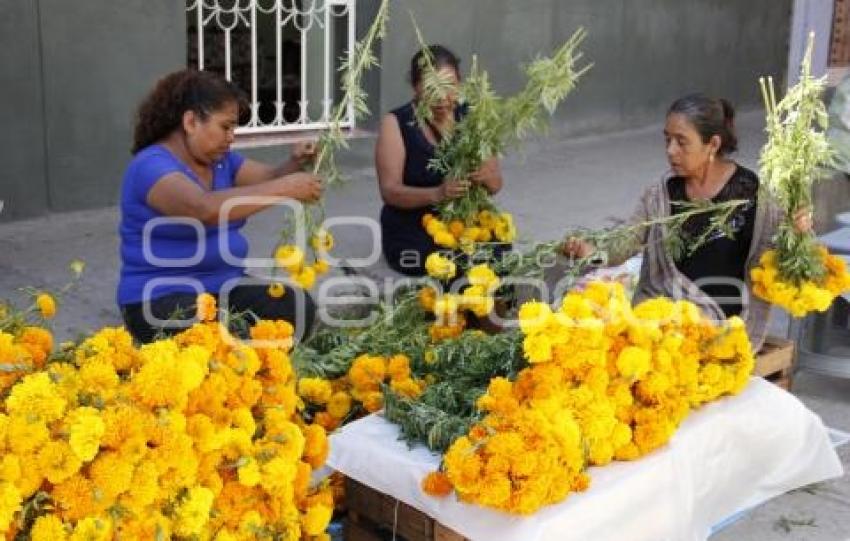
[{"x1": 186, "y1": 0, "x2": 356, "y2": 135}]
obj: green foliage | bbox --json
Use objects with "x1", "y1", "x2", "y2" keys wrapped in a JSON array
[
  {"x1": 411, "y1": 24, "x2": 592, "y2": 223},
  {"x1": 759, "y1": 33, "x2": 834, "y2": 284}
]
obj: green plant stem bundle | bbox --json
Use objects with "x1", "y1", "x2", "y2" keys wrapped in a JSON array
[{"x1": 758, "y1": 32, "x2": 834, "y2": 284}]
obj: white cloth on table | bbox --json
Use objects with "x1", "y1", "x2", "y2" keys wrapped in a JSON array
[{"x1": 328, "y1": 378, "x2": 843, "y2": 541}]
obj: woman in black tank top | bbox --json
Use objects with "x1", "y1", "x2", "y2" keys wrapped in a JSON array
[{"x1": 375, "y1": 45, "x2": 503, "y2": 275}]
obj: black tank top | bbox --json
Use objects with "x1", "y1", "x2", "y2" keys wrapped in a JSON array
[{"x1": 379, "y1": 101, "x2": 464, "y2": 274}]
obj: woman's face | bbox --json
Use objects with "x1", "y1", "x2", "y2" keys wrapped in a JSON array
[
  {"x1": 184, "y1": 100, "x2": 238, "y2": 164},
  {"x1": 663, "y1": 113, "x2": 719, "y2": 178},
  {"x1": 415, "y1": 65, "x2": 460, "y2": 119}
]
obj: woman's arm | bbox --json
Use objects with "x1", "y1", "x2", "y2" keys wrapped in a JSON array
[
  {"x1": 147, "y1": 171, "x2": 322, "y2": 225},
  {"x1": 235, "y1": 141, "x2": 317, "y2": 187},
  {"x1": 376, "y1": 113, "x2": 463, "y2": 208}
]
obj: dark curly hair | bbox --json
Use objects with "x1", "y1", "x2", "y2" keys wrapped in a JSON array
[
  {"x1": 668, "y1": 93, "x2": 738, "y2": 156},
  {"x1": 131, "y1": 69, "x2": 248, "y2": 154}
]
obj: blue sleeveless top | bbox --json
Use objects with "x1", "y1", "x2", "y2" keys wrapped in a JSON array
[
  {"x1": 379, "y1": 102, "x2": 465, "y2": 273},
  {"x1": 116, "y1": 145, "x2": 248, "y2": 305}
]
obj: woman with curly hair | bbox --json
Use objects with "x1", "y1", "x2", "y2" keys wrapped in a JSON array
[{"x1": 118, "y1": 69, "x2": 322, "y2": 343}]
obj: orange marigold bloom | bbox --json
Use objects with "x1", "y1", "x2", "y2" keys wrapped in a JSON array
[
  {"x1": 196, "y1": 293, "x2": 217, "y2": 322},
  {"x1": 421, "y1": 471, "x2": 453, "y2": 497}
]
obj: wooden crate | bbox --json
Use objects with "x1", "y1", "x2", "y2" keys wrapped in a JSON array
[
  {"x1": 345, "y1": 478, "x2": 469, "y2": 541},
  {"x1": 755, "y1": 335, "x2": 795, "y2": 390}
]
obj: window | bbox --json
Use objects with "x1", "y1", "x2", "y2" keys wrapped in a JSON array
[{"x1": 186, "y1": 0, "x2": 356, "y2": 136}]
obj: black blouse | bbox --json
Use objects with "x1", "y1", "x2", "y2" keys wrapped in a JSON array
[{"x1": 667, "y1": 164, "x2": 759, "y2": 317}]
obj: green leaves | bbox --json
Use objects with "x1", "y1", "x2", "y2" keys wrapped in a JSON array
[{"x1": 411, "y1": 22, "x2": 591, "y2": 222}]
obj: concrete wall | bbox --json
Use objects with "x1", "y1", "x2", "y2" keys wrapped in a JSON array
[
  {"x1": 0, "y1": 0, "x2": 793, "y2": 221},
  {"x1": 0, "y1": 0, "x2": 49, "y2": 221},
  {"x1": 0, "y1": 0, "x2": 185, "y2": 222},
  {"x1": 379, "y1": 0, "x2": 794, "y2": 135}
]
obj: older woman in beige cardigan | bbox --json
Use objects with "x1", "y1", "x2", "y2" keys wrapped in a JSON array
[{"x1": 565, "y1": 94, "x2": 812, "y2": 352}]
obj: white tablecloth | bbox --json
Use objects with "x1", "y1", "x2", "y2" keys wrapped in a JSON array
[{"x1": 328, "y1": 378, "x2": 843, "y2": 541}]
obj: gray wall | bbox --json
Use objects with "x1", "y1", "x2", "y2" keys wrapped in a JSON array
[
  {"x1": 0, "y1": 0, "x2": 185, "y2": 222},
  {"x1": 0, "y1": 0, "x2": 792, "y2": 221},
  {"x1": 379, "y1": 0, "x2": 794, "y2": 136}
]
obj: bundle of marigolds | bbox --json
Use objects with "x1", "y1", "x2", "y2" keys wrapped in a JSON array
[
  {"x1": 0, "y1": 298, "x2": 335, "y2": 540},
  {"x1": 422, "y1": 210, "x2": 516, "y2": 252},
  {"x1": 296, "y1": 352, "x2": 426, "y2": 432},
  {"x1": 420, "y1": 281, "x2": 754, "y2": 514},
  {"x1": 420, "y1": 254, "x2": 502, "y2": 340},
  {"x1": 751, "y1": 34, "x2": 850, "y2": 316},
  {"x1": 272, "y1": 228, "x2": 334, "y2": 292}
]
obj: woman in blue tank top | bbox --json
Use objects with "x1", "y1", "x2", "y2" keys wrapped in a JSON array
[
  {"x1": 118, "y1": 69, "x2": 322, "y2": 343},
  {"x1": 375, "y1": 45, "x2": 504, "y2": 275}
]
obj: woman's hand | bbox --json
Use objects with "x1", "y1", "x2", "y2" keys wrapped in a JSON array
[
  {"x1": 290, "y1": 140, "x2": 319, "y2": 168},
  {"x1": 469, "y1": 158, "x2": 503, "y2": 194},
  {"x1": 562, "y1": 236, "x2": 595, "y2": 259},
  {"x1": 281, "y1": 172, "x2": 323, "y2": 203},
  {"x1": 439, "y1": 178, "x2": 470, "y2": 200},
  {"x1": 792, "y1": 206, "x2": 814, "y2": 234},
  {"x1": 470, "y1": 160, "x2": 498, "y2": 186}
]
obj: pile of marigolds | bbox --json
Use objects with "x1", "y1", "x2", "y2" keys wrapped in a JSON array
[
  {"x1": 0, "y1": 295, "x2": 333, "y2": 541},
  {"x1": 422, "y1": 281, "x2": 754, "y2": 514}
]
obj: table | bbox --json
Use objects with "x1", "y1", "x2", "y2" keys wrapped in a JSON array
[{"x1": 329, "y1": 378, "x2": 842, "y2": 541}]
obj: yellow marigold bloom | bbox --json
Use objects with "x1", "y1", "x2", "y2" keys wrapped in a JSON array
[
  {"x1": 425, "y1": 253, "x2": 457, "y2": 281},
  {"x1": 467, "y1": 264, "x2": 500, "y2": 292},
  {"x1": 348, "y1": 355, "x2": 386, "y2": 392},
  {"x1": 37, "y1": 440, "x2": 82, "y2": 484},
  {"x1": 422, "y1": 471, "x2": 453, "y2": 497},
  {"x1": 314, "y1": 258, "x2": 331, "y2": 275},
  {"x1": 238, "y1": 510, "x2": 264, "y2": 535},
  {"x1": 293, "y1": 265, "x2": 317, "y2": 289},
  {"x1": 0, "y1": 455, "x2": 20, "y2": 484},
  {"x1": 31, "y1": 514, "x2": 68, "y2": 541},
  {"x1": 196, "y1": 292, "x2": 217, "y2": 322},
  {"x1": 297, "y1": 377, "x2": 333, "y2": 405},
  {"x1": 302, "y1": 424, "x2": 329, "y2": 469},
  {"x1": 36, "y1": 292, "x2": 57, "y2": 319},
  {"x1": 237, "y1": 457, "x2": 261, "y2": 487},
  {"x1": 68, "y1": 406, "x2": 105, "y2": 462},
  {"x1": 523, "y1": 333, "x2": 553, "y2": 363},
  {"x1": 518, "y1": 301, "x2": 553, "y2": 334},
  {"x1": 616, "y1": 346, "x2": 651, "y2": 380},
  {"x1": 302, "y1": 504, "x2": 333, "y2": 536},
  {"x1": 387, "y1": 354, "x2": 411, "y2": 381},
  {"x1": 267, "y1": 282, "x2": 286, "y2": 298},
  {"x1": 7, "y1": 415, "x2": 49, "y2": 457},
  {"x1": 362, "y1": 391, "x2": 384, "y2": 413},
  {"x1": 419, "y1": 286, "x2": 438, "y2": 312},
  {"x1": 311, "y1": 229, "x2": 335, "y2": 252},
  {"x1": 260, "y1": 457, "x2": 297, "y2": 494},
  {"x1": 256, "y1": 318, "x2": 295, "y2": 340},
  {"x1": 70, "y1": 517, "x2": 112, "y2": 541},
  {"x1": 6, "y1": 372, "x2": 67, "y2": 423},
  {"x1": 17, "y1": 326, "x2": 53, "y2": 368},
  {"x1": 89, "y1": 451, "x2": 134, "y2": 500},
  {"x1": 52, "y1": 474, "x2": 101, "y2": 521},
  {"x1": 390, "y1": 378, "x2": 424, "y2": 399},
  {"x1": 79, "y1": 358, "x2": 120, "y2": 400},
  {"x1": 274, "y1": 244, "x2": 305, "y2": 273},
  {"x1": 0, "y1": 481, "x2": 21, "y2": 533},
  {"x1": 434, "y1": 231, "x2": 458, "y2": 249},
  {"x1": 327, "y1": 391, "x2": 352, "y2": 419},
  {"x1": 173, "y1": 486, "x2": 214, "y2": 537}
]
